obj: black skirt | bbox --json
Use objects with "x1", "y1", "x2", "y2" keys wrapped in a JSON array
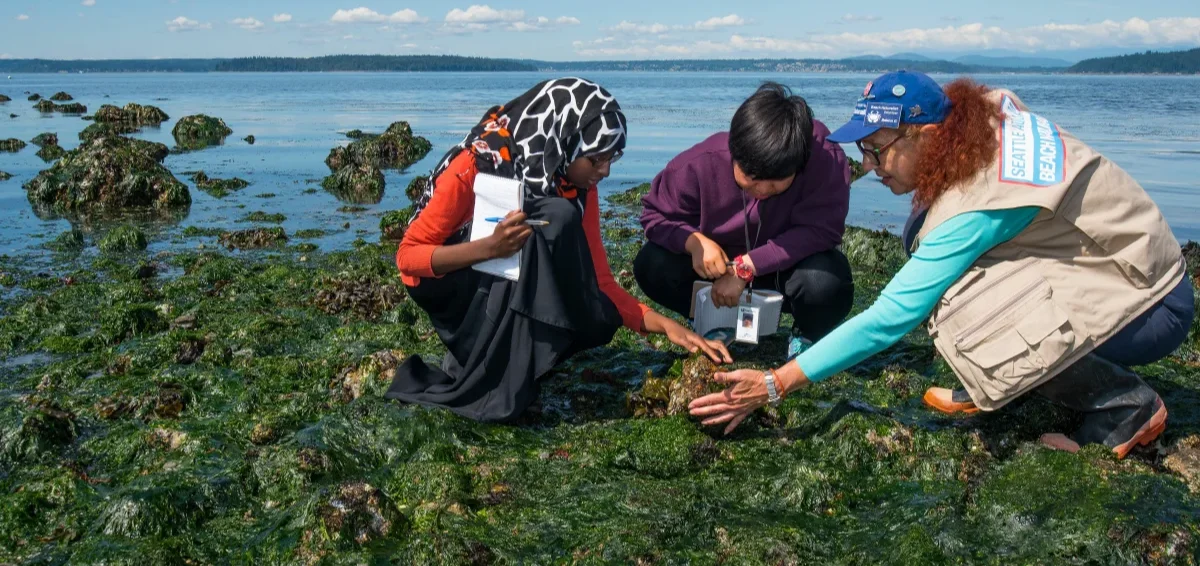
[{"x1": 385, "y1": 198, "x2": 623, "y2": 422}]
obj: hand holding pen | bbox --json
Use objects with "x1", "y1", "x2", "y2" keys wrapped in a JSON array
[{"x1": 485, "y1": 211, "x2": 534, "y2": 259}]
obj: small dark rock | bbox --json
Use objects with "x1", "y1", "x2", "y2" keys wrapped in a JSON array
[
  {"x1": 243, "y1": 135, "x2": 255, "y2": 145},
  {"x1": 28, "y1": 93, "x2": 42, "y2": 101},
  {"x1": 0, "y1": 138, "x2": 27, "y2": 152},
  {"x1": 49, "y1": 92, "x2": 73, "y2": 102},
  {"x1": 188, "y1": 171, "x2": 250, "y2": 198},
  {"x1": 0, "y1": 171, "x2": 11, "y2": 181},
  {"x1": 30, "y1": 132, "x2": 58, "y2": 147}
]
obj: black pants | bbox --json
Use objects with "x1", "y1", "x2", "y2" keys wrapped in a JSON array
[
  {"x1": 387, "y1": 198, "x2": 622, "y2": 422},
  {"x1": 633, "y1": 241, "x2": 854, "y2": 340}
]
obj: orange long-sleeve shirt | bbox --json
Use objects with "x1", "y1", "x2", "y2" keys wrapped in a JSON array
[{"x1": 397, "y1": 151, "x2": 651, "y2": 332}]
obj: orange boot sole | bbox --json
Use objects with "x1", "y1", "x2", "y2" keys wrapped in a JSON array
[
  {"x1": 922, "y1": 387, "x2": 979, "y2": 415},
  {"x1": 1112, "y1": 400, "x2": 1167, "y2": 460}
]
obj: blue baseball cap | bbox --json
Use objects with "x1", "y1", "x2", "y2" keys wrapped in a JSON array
[{"x1": 827, "y1": 70, "x2": 953, "y2": 143}]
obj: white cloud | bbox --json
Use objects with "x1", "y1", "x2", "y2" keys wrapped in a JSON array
[
  {"x1": 166, "y1": 16, "x2": 210, "y2": 32},
  {"x1": 609, "y1": 15, "x2": 744, "y2": 35},
  {"x1": 332, "y1": 7, "x2": 426, "y2": 24},
  {"x1": 232, "y1": 17, "x2": 264, "y2": 30},
  {"x1": 445, "y1": 5, "x2": 524, "y2": 23},
  {"x1": 841, "y1": 14, "x2": 881, "y2": 23},
  {"x1": 82, "y1": 0, "x2": 96, "y2": 6},
  {"x1": 611, "y1": 21, "x2": 669, "y2": 34},
  {"x1": 693, "y1": 14, "x2": 744, "y2": 30},
  {"x1": 273, "y1": 13, "x2": 293, "y2": 23},
  {"x1": 578, "y1": 15, "x2": 1200, "y2": 59},
  {"x1": 16, "y1": 14, "x2": 30, "y2": 21},
  {"x1": 506, "y1": 15, "x2": 581, "y2": 32}
]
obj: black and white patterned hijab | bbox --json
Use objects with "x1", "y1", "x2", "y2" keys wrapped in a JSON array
[{"x1": 411, "y1": 78, "x2": 626, "y2": 232}]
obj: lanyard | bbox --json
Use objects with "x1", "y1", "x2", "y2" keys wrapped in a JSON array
[{"x1": 740, "y1": 189, "x2": 762, "y2": 304}]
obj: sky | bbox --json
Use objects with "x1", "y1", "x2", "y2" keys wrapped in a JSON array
[{"x1": 0, "y1": 1, "x2": 1198, "y2": 61}]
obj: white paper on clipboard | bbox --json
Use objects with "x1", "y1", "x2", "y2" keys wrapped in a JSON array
[{"x1": 468, "y1": 173, "x2": 523, "y2": 281}]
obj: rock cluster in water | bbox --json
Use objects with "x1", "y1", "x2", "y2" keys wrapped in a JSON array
[
  {"x1": 93, "y1": 102, "x2": 169, "y2": 127},
  {"x1": 0, "y1": 94, "x2": 12, "y2": 102},
  {"x1": 49, "y1": 92, "x2": 73, "y2": 102},
  {"x1": 34, "y1": 100, "x2": 87, "y2": 114},
  {"x1": 0, "y1": 138, "x2": 26, "y2": 152},
  {"x1": 321, "y1": 121, "x2": 432, "y2": 204},
  {"x1": 23, "y1": 136, "x2": 188, "y2": 216}
]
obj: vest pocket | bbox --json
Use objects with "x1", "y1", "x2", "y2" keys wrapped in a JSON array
[{"x1": 954, "y1": 280, "x2": 1079, "y2": 400}]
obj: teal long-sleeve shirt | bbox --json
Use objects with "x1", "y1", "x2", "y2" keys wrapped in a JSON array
[{"x1": 795, "y1": 206, "x2": 1041, "y2": 382}]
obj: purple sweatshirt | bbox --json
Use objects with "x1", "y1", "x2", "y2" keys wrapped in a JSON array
[{"x1": 640, "y1": 124, "x2": 851, "y2": 275}]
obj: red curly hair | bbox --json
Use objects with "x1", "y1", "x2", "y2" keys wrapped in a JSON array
[{"x1": 912, "y1": 78, "x2": 1002, "y2": 209}]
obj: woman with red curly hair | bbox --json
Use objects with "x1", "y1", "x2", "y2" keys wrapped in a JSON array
[{"x1": 690, "y1": 71, "x2": 1194, "y2": 459}]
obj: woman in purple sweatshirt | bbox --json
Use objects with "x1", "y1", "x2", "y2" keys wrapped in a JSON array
[{"x1": 635, "y1": 83, "x2": 854, "y2": 360}]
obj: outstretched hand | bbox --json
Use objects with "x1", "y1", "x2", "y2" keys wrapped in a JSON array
[
  {"x1": 661, "y1": 319, "x2": 733, "y2": 364},
  {"x1": 687, "y1": 369, "x2": 770, "y2": 434}
]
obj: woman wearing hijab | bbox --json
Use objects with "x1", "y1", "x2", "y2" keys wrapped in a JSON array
[
  {"x1": 389, "y1": 78, "x2": 731, "y2": 422},
  {"x1": 689, "y1": 71, "x2": 1193, "y2": 459}
]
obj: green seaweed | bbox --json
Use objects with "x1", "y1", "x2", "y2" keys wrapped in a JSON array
[
  {"x1": 36, "y1": 143, "x2": 67, "y2": 162},
  {"x1": 240, "y1": 211, "x2": 287, "y2": 224},
  {"x1": 187, "y1": 171, "x2": 250, "y2": 198},
  {"x1": 97, "y1": 225, "x2": 149, "y2": 254},
  {"x1": 0, "y1": 183, "x2": 1195, "y2": 564},
  {"x1": 46, "y1": 228, "x2": 86, "y2": 252},
  {"x1": 380, "y1": 207, "x2": 414, "y2": 242}
]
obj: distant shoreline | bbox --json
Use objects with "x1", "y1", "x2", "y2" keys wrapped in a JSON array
[{"x1": 1, "y1": 49, "x2": 1197, "y2": 75}]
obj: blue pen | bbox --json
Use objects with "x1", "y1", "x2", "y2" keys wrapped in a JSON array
[{"x1": 484, "y1": 217, "x2": 549, "y2": 226}]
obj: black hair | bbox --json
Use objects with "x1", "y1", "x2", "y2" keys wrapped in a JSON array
[{"x1": 728, "y1": 82, "x2": 815, "y2": 180}]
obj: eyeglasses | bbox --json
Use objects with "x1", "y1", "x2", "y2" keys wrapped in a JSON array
[
  {"x1": 855, "y1": 135, "x2": 902, "y2": 166},
  {"x1": 586, "y1": 150, "x2": 623, "y2": 167}
]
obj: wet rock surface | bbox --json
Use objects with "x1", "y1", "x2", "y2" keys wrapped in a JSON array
[
  {"x1": 321, "y1": 121, "x2": 432, "y2": 204},
  {"x1": 49, "y1": 92, "x2": 74, "y2": 102},
  {"x1": 186, "y1": 171, "x2": 250, "y2": 198},
  {"x1": 0, "y1": 94, "x2": 11, "y2": 102},
  {"x1": 172, "y1": 114, "x2": 233, "y2": 150},
  {"x1": 218, "y1": 227, "x2": 287, "y2": 250},
  {"x1": 30, "y1": 133, "x2": 58, "y2": 147},
  {"x1": 23, "y1": 136, "x2": 187, "y2": 216},
  {"x1": 79, "y1": 121, "x2": 141, "y2": 143},
  {"x1": 0, "y1": 138, "x2": 26, "y2": 152},
  {"x1": 0, "y1": 171, "x2": 12, "y2": 181},
  {"x1": 35, "y1": 143, "x2": 66, "y2": 162},
  {"x1": 93, "y1": 102, "x2": 169, "y2": 126}
]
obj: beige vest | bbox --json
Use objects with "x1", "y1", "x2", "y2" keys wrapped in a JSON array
[{"x1": 917, "y1": 89, "x2": 1186, "y2": 411}]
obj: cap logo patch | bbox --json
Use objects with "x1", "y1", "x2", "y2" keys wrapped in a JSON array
[
  {"x1": 863, "y1": 81, "x2": 873, "y2": 97},
  {"x1": 908, "y1": 105, "x2": 923, "y2": 118},
  {"x1": 863, "y1": 102, "x2": 903, "y2": 128},
  {"x1": 892, "y1": 84, "x2": 907, "y2": 97}
]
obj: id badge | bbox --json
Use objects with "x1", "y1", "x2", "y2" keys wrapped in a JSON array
[{"x1": 735, "y1": 305, "x2": 760, "y2": 344}]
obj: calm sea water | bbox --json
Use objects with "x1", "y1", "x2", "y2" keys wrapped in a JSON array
[{"x1": 1, "y1": 71, "x2": 1198, "y2": 258}]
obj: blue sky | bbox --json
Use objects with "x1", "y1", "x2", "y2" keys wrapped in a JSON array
[{"x1": 1, "y1": 1, "x2": 1198, "y2": 61}]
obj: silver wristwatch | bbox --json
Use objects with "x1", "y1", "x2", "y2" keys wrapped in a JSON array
[{"x1": 764, "y1": 370, "x2": 782, "y2": 407}]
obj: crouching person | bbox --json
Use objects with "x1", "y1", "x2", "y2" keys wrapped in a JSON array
[{"x1": 634, "y1": 82, "x2": 855, "y2": 360}]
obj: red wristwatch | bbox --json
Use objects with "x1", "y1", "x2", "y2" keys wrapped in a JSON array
[{"x1": 732, "y1": 255, "x2": 755, "y2": 283}]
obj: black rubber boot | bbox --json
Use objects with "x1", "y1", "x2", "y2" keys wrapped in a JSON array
[{"x1": 1034, "y1": 353, "x2": 1165, "y2": 454}]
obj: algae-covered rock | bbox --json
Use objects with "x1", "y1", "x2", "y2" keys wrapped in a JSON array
[
  {"x1": 404, "y1": 175, "x2": 430, "y2": 202},
  {"x1": 849, "y1": 157, "x2": 867, "y2": 183},
  {"x1": 314, "y1": 275, "x2": 405, "y2": 320},
  {"x1": 0, "y1": 94, "x2": 11, "y2": 102},
  {"x1": 36, "y1": 143, "x2": 66, "y2": 162},
  {"x1": 46, "y1": 228, "x2": 86, "y2": 252},
  {"x1": 321, "y1": 164, "x2": 385, "y2": 204},
  {"x1": 30, "y1": 132, "x2": 58, "y2": 147},
  {"x1": 98, "y1": 225, "x2": 149, "y2": 254},
  {"x1": 79, "y1": 121, "x2": 142, "y2": 143},
  {"x1": 33, "y1": 99, "x2": 56, "y2": 112},
  {"x1": 218, "y1": 227, "x2": 287, "y2": 250},
  {"x1": 318, "y1": 482, "x2": 400, "y2": 546},
  {"x1": 172, "y1": 114, "x2": 232, "y2": 150},
  {"x1": 23, "y1": 135, "x2": 188, "y2": 216},
  {"x1": 49, "y1": 92, "x2": 73, "y2": 102},
  {"x1": 0, "y1": 138, "x2": 26, "y2": 152},
  {"x1": 345, "y1": 129, "x2": 366, "y2": 139},
  {"x1": 239, "y1": 211, "x2": 286, "y2": 223},
  {"x1": 93, "y1": 102, "x2": 169, "y2": 126},
  {"x1": 324, "y1": 121, "x2": 432, "y2": 171},
  {"x1": 1, "y1": 398, "x2": 77, "y2": 463},
  {"x1": 379, "y1": 207, "x2": 414, "y2": 242},
  {"x1": 55, "y1": 102, "x2": 87, "y2": 114},
  {"x1": 628, "y1": 355, "x2": 724, "y2": 418},
  {"x1": 28, "y1": 93, "x2": 41, "y2": 101},
  {"x1": 0, "y1": 171, "x2": 11, "y2": 181},
  {"x1": 333, "y1": 349, "x2": 405, "y2": 402},
  {"x1": 243, "y1": 135, "x2": 255, "y2": 145},
  {"x1": 187, "y1": 171, "x2": 250, "y2": 198}
]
